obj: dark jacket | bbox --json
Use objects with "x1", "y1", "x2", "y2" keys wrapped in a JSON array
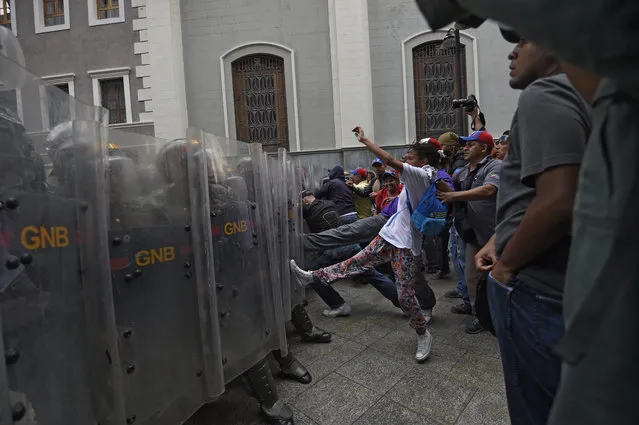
[
  {"x1": 316, "y1": 165, "x2": 355, "y2": 216},
  {"x1": 449, "y1": 152, "x2": 467, "y2": 176},
  {"x1": 302, "y1": 199, "x2": 341, "y2": 233}
]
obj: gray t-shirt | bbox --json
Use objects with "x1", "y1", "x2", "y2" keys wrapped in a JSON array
[
  {"x1": 495, "y1": 74, "x2": 591, "y2": 295},
  {"x1": 456, "y1": 156, "x2": 501, "y2": 247}
]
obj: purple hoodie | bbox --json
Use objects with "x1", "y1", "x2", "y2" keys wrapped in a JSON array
[{"x1": 437, "y1": 169, "x2": 454, "y2": 190}]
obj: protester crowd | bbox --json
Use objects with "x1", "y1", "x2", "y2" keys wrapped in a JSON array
[{"x1": 287, "y1": 17, "x2": 620, "y2": 425}]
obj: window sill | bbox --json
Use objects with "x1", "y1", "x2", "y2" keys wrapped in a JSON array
[
  {"x1": 35, "y1": 23, "x2": 70, "y2": 34},
  {"x1": 88, "y1": 17, "x2": 125, "y2": 27},
  {"x1": 108, "y1": 121, "x2": 154, "y2": 128}
]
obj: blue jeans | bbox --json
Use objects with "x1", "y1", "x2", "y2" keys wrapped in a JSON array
[
  {"x1": 487, "y1": 273, "x2": 564, "y2": 425},
  {"x1": 449, "y1": 226, "x2": 469, "y2": 305},
  {"x1": 339, "y1": 213, "x2": 358, "y2": 225},
  {"x1": 309, "y1": 244, "x2": 415, "y2": 310}
]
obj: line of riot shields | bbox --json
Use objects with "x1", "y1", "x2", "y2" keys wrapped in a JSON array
[{"x1": 0, "y1": 53, "x2": 312, "y2": 425}]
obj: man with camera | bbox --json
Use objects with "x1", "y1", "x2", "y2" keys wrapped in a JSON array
[{"x1": 453, "y1": 95, "x2": 486, "y2": 133}]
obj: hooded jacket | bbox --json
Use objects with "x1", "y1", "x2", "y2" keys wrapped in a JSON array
[
  {"x1": 316, "y1": 165, "x2": 355, "y2": 216},
  {"x1": 449, "y1": 151, "x2": 467, "y2": 176}
]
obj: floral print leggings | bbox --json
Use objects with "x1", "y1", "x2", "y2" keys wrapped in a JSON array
[{"x1": 313, "y1": 236, "x2": 427, "y2": 335}]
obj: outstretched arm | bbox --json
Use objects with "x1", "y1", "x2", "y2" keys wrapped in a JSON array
[{"x1": 353, "y1": 127, "x2": 404, "y2": 173}]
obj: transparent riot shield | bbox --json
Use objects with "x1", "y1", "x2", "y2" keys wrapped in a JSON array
[
  {"x1": 105, "y1": 130, "x2": 225, "y2": 424},
  {"x1": 187, "y1": 129, "x2": 288, "y2": 384},
  {"x1": 0, "y1": 56, "x2": 126, "y2": 424},
  {"x1": 288, "y1": 157, "x2": 307, "y2": 307},
  {"x1": 268, "y1": 151, "x2": 290, "y2": 321}
]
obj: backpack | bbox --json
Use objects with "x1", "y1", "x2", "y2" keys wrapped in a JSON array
[{"x1": 406, "y1": 183, "x2": 447, "y2": 237}]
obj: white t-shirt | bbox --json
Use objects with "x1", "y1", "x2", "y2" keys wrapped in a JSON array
[{"x1": 378, "y1": 164, "x2": 437, "y2": 255}]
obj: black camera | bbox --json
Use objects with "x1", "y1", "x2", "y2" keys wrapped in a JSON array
[{"x1": 452, "y1": 94, "x2": 478, "y2": 112}]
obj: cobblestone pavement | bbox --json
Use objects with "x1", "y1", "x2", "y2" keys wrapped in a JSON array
[{"x1": 187, "y1": 276, "x2": 510, "y2": 425}]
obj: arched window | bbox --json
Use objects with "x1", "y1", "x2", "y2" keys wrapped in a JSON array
[
  {"x1": 232, "y1": 54, "x2": 289, "y2": 151},
  {"x1": 413, "y1": 41, "x2": 467, "y2": 139}
]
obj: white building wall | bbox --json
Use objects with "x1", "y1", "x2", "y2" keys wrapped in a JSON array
[
  {"x1": 329, "y1": 0, "x2": 375, "y2": 148},
  {"x1": 473, "y1": 23, "x2": 520, "y2": 135},
  {"x1": 132, "y1": 0, "x2": 188, "y2": 141}
]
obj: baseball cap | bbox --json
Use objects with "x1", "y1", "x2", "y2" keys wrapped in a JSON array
[
  {"x1": 381, "y1": 171, "x2": 398, "y2": 181},
  {"x1": 349, "y1": 167, "x2": 367, "y2": 178},
  {"x1": 499, "y1": 25, "x2": 521, "y2": 43},
  {"x1": 300, "y1": 190, "x2": 313, "y2": 198},
  {"x1": 419, "y1": 138, "x2": 442, "y2": 151},
  {"x1": 460, "y1": 130, "x2": 495, "y2": 150},
  {"x1": 371, "y1": 158, "x2": 383, "y2": 166},
  {"x1": 438, "y1": 132, "x2": 459, "y2": 146}
]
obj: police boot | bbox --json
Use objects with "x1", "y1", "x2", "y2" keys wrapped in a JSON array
[
  {"x1": 274, "y1": 350, "x2": 312, "y2": 384},
  {"x1": 291, "y1": 305, "x2": 332, "y2": 343},
  {"x1": 244, "y1": 360, "x2": 295, "y2": 425}
]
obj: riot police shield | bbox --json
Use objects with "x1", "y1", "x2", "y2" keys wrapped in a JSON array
[
  {"x1": 186, "y1": 128, "x2": 288, "y2": 383},
  {"x1": 105, "y1": 130, "x2": 225, "y2": 424},
  {"x1": 0, "y1": 56, "x2": 126, "y2": 424},
  {"x1": 277, "y1": 150, "x2": 306, "y2": 310},
  {"x1": 289, "y1": 158, "x2": 307, "y2": 306}
]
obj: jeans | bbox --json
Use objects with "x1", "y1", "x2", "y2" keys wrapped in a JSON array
[
  {"x1": 423, "y1": 237, "x2": 438, "y2": 269},
  {"x1": 303, "y1": 215, "x2": 387, "y2": 252},
  {"x1": 487, "y1": 273, "x2": 564, "y2": 425},
  {"x1": 339, "y1": 213, "x2": 358, "y2": 225},
  {"x1": 423, "y1": 227, "x2": 450, "y2": 274},
  {"x1": 309, "y1": 244, "x2": 424, "y2": 310},
  {"x1": 439, "y1": 224, "x2": 451, "y2": 274},
  {"x1": 449, "y1": 226, "x2": 469, "y2": 305},
  {"x1": 465, "y1": 242, "x2": 480, "y2": 311}
]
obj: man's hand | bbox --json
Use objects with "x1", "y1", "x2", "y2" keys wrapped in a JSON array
[
  {"x1": 437, "y1": 190, "x2": 457, "y2": 204},
  {"x1": 465, "y1": 104, "x2": 479, "y2": 117},
  {"x1": 369, "y1": 192, "x2": 377, "y2": 199},
  {"x1": 491, "y1": 261, "x2": 514, "y2": 285},
  {"x1": 475, "y1": 237, "x2": 497, "y2": 271},
  {"x1": 353, "y1": 126, "x2": 367, "y2": 144}
]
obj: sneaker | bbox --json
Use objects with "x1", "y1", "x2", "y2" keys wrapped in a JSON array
[
  {"x1": 323, "y1": 303, "x2": 351, "y2": 318},
  {"x1": 450, "y1": 303, "x2": 472, "y2": 315},
  {"x1": 415, "y1": 330, "x2": 433, "y2": 362},
  {"x1": 465, "y1": 316, "x2": 484, "y2": 334},
  {"x1": 444, "y1": 289, "x2": 461, "y2": 299},
  {"x1": 290, "y1": 259, "x2": 315, "y2": 287}
]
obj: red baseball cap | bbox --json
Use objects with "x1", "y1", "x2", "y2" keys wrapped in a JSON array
[
  {"x1": 349, "y1": 167, "x2": 367, "y2": 178},
  {"x1": 427, "y1": 138, "x2": 442, "y2": 150},
  {"x1": 460, "y1": 130, "x2": 494, "y2": 150}
]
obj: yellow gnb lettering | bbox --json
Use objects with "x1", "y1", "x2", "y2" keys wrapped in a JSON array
[
  {"x1": 135, "y1": 246, "x2": 176, "y2": 267},
  {"x1": 21, "y1": 226, "x2": 69, "y2": 250},
  {"x1": 224, "y1": 220, "x2": 249, "y2": 236}
]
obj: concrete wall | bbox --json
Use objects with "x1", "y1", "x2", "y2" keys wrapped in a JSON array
[
  {"x1": 367, "y1": 0, "x2": 518, "y2": 143},
  {"x1": 16, "y1": 0, "x2": 144, "y2": 121},
  {"x1": 180, "y1": 0, "x2": 335, "y2": 152}
]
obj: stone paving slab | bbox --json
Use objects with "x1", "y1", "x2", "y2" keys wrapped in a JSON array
[{"x1": 187, "y1": 276, "x2": 509, "y2": 425}]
